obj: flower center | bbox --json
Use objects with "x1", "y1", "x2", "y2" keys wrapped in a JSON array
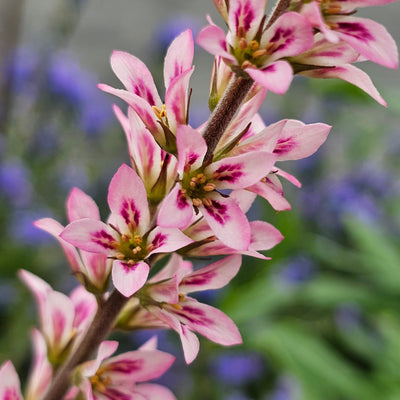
[
  {"x1": 152, "y1": 104, "x2": 169, "y2": 126},
  {"x1": 115, "y1": 233, "x2": 149, "y2": 264},
  {"x1": 90, "y1": 370, "x2": 112, "y2": 393},
  {"x1": 181, "y1": 172, "x2": 216, "y2": 208}
]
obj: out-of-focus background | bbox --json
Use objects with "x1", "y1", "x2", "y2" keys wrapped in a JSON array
[{"x1": 1, "y1": 0, "x2": 400, "y2": 399}]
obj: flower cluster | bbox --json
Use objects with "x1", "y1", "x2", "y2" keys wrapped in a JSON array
[{"x1": 1, "y1": 0, "x2": 397, "y2": 398}]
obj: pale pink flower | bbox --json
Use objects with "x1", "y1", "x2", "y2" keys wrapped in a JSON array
[
  {"x1": 197, "y1": 0, "x2": 314, "y2": 93},
  {"x1": 0, "y1": 361, "x2": 23, "y2": 400},
  {"x1": 98, "y1": 29, "x2": 194, "y2": 151},
  {"x1": 61, "y1": 164, "x2": 193, "y2": 297},
  {"x1": 19, "y1": 270, "x2": 97, "y2": 363},
  {"x1": 113, "y1": 106, "x2": 178, "y2": 204},
  {"x1": 295, "y1": 0, "x2": 398, "y2": 69},
  {"x1": 72, "y1": 339, "x2": 176, "y2": 400},
  {"x1": 137, "y1": 254, "x2": 243, "y2": 363},
  {"x1": 157, "y1": 125, "x2": 277, "y2": 250},
  {"x1": 35, "y1": 187, "x2": 112, "y2": 293}
]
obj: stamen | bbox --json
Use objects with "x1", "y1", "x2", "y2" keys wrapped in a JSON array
[
  {"x1": 249, "y1": 40, "x2": 259, "y2": 51},
  {"x1": 170, "y1": 303, "x2": 183, "y2": 310},
  {"x1": 203, "y1": 183, "x2": 216, "y2": 192},
  {"x1": 252, "y1": 49, "x2": 267, "y2": 58},
  {"x1": 202, "y1": 197, "x2": 213, "y2": 207},
  {"x1": 239, "y1": 38, "x2": 248, "y2": 50},
  {"x1": 192, "y1": 198, "x2": 202, "y2": 207}
]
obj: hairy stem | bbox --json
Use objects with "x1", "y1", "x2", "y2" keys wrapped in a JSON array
[
  {"x1": 202, "y1": 75, "x2": 254, "y2": 163},
  {"x1": 42, "y1": 290, "x2": 129, "y2": 400},
  {"x1": 265, "y1": 0, "x2": 291, "y2": 29}
]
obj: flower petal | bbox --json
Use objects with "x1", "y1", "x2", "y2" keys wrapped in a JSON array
[
  {"x1": 157, "y1": 185, "x2": 195, "y2": 229},
  {"x1": 60, "y1": 218, "x2": 118, "y2": 254},
  {"x1": 180, "y1": 254, "x2": 242, "y2": 293},
  {"x1": 134, "y1": 383, "x2": 177, "y2": 400},
  {"x1": 208, "y1": 151, "x2": 276, "y2": 189},
  {"x1": 331, "y1": 16, "x2": 398, "y2": 69},
  {"x1": 173, "y1": 298, "x2": 242, "y2": 347},
  {"x1": 164, "y1": 29, "x2": 194, "y2": 88},
  {"x1": 200, "y1": 193, "x2": 251, "y2": 250},
  {"x1": 112, "y1": 261, "x2": 150, "y2": 297},
  {"x1": 246, "y1": 61, "x2": 293, "y2": 94},
  {"x1": 67, "y1": 187, "x2": 100, "y2": 222},
  {"x1": 300, "y1": 63, "x2": 387, "y2": 106},
  {"x1": 0, "y1": 361, "x2": 23, "y2": 400},
  {"x1": 196, "y1": 24, "x2": 235, "y2": 62},
  {"x1": 82, "y1": 340, "x2": 119, "y2": 377},
  {"x1": 108, "y1": 164, "x2": 150, "y2": 234},
  {"x1": 147, "y1": 226, "x2": 194, "y2": 256},
  {"x1": 110, "y1": 50, "x2": 162, "y2": 107}
]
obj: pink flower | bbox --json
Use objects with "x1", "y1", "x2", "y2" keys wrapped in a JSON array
[
  {"x1": 296, "y1": 0, "x2": 398, "y2": 69},
  {"x1": 35, "y1": 187, "x2": 112, "y2": 293},
  {"x1": 98, "y1": 29, "x2": 194, "y2": 151},
  {"x1": 19, "y1": 270, "x2": 97, "y2": 364},
  {"x1": 0, "y1": 361, "x2": 23, "y2": 400},
  {"x1": 157, "y1": 125, "x2": 277, "y2": 250},
  {"x1": 197, "y1": 0, "x2": 314, "y2": 93},
  {"x1": 113, "y1": 106, "x2": 178, "y2": 205},
  {"x1": 72, "y1": 339, "x2": 176, "y2": 400},
  {"x1": 61, "y1": 164, "x2": 193, "y2": 297},
  {"x1": 137, "y1": 254, "x2": 243, "y2": 363}
]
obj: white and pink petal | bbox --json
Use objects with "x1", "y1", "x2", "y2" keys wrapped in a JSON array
[{"x1": 112, "y1": 261, "x2": 150, "y2": 297}]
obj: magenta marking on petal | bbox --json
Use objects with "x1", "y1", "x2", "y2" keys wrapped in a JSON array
[
  {"x1": 176, "y1": 189, "x2": 189, "y2": 210},
  {"x1": 120, "y1": 199, "x2": 140, "y2": 228},
  {"x1": 106, "y1": 358, "x2": 143, "y2": 374},
  {"x1": 52, "y1": 309, "x2": 66, "y2": 344},
  {"x1": 92, "y1": 230, "x2": 117, "y2": 250},
  {"x1": 270, "y1": 27, "x2": 294, "y2": 43},
  {"x1": 274, "y1": 136, "x2": 296, "y2": 155},
  {"x1": 176, "y1": 305, "x2": 214, "y2": 325},
  {"x1": 4, "y1": 388, "x2": 20, "y2": 400},
  {"x1": 337, "y1": 22, "x2": 374, "y2": 42},
  {"x1": 183, "y1": 270, "x2": 216, "y2": 287},
  {"x1": 204, "y1": 200, "x2": 229, "y2": 225},
  {"x1": 234, "y1": 0, "x2": 255, "y2": 34},
  {"x1": 187, "y1": 152, "x2": 199, "y2": 166},
  {"x1": 152, "y1": 232, "x2": 167, "y2": 248},
  {"x1": 132, "y1": 78, "x2": 156, "y2": 106},
  {"x1": 213, "y1": 163, "x2": 244, "y2": 183}
]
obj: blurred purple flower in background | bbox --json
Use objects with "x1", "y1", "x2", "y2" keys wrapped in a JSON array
[
  {"x1": 0, "y1": 159, "x2": 33, "y2": 207},
  {"x1": 300, "y1": 165, "x2": 393, "y2": 235},
  {"x1": 274, "y1": 256, "x2": 316, "y2": 286},
  {"x1": 334, "y1": 303, "x2": 363, "y2": 331},
  {"x1": 267, "y1": 376, "x2": 299, "y2": 400},
  {"x1": 211, "y1": 351, "x2": 265, "y2": 386}
]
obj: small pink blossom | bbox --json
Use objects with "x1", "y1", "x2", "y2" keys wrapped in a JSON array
[
  {"x1": 61, "y1": 164, "x2": 193, "y2": 297},
  {"x1": 98, "y1": 29, "x2": 194, "y2": 151},
  {"x1": 35, "y1": 187, "x2": 112, "y2": 293},
  {"x1": 197, "y1": 0, "x2": 314, "y2": 93},
  {"x1": 157, "y1": 125, "x2": 277, "y2": 250},
  {"x1": 72, "y1": 339, "x2": 176, "y2": 400},
  {"x1": 19, "y1": 270, "x2": 97, "y2": 363}
]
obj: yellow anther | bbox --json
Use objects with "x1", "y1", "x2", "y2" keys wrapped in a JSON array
[
  {"x1": 115, "y1": 252, "x2": 125, "y2": 260},
  {"x1": 152, "y1": 105, "x2": 163, "y2": 119},
  {"x1": 202, "y1": 197, "x2": 213, "y2": 207},
  {"x1": 121, "y1": 234, "x2": 130, "y2": 242},
  {"x1": 192, "y1": 198, "x2": 202, "y2": 207},
  {"x1": 179, "y1": 293, "x2": 185, "y2": 302},
  {"x1": 203, "y1": 183, "x2": 216, "y2": 192},
  {"x1": 249, "y1": 40, "x2": 259, "y2": 51},
  {"x1": 189, "y1": 180, "x2": 197, "y2": 188},
  {"x1": 253, "y1": 49, "x2": 268, "y2": 58},
  {"x1": 132, "y1": 246, "x2": 142, "y2": 254},
  {"x1": 133, "y1": 235, "x2": 143, "y2": 245},
  {"x1": 239, "y1": 37, "x2": 248, "y2": 50},
  {"x1": 241, "y1": 60, "x2": 255, "y2": 69},
  {"x1": 197, "y1": 174, "x2": 206, "y2": 184},
  {"x1": 171, "y1": 303, "x2": 183, "y2": 310},
  {"x1": 326, "y1": 4, "x2": 342, "y2": 13}
]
